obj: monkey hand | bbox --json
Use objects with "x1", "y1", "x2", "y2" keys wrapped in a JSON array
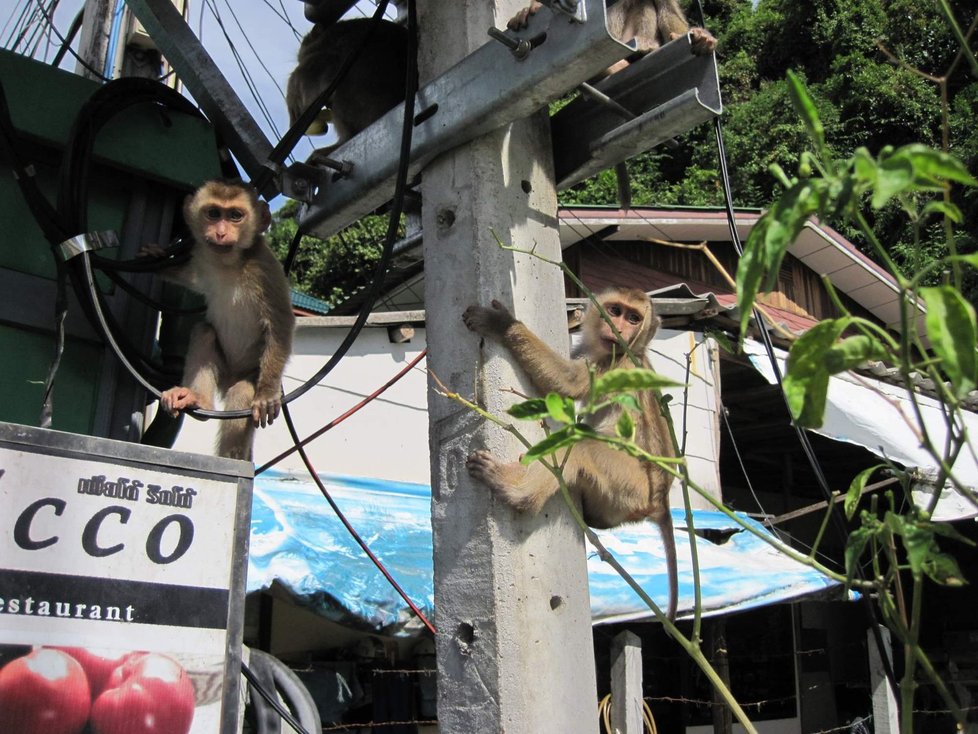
[
  {"x1": 506, "y1": 1, "x2": 542, "y2": 31},
  {"x1": 463, "y1": 300, "x2": 516, "y2": 339},
  {"x1": 687, "y1": 27, "x2": 717, "y2": 55},
  {"x1": 251, "y1": 390, "x2": 282, "y2": 428},
  {"x1": 160, "y1": 387, "x2": 201, "y2": 417}
]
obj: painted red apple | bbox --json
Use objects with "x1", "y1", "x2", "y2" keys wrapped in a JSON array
[
  {"x1": 90, "y1": 652, "x2": 195, "y2": 734},
  {"x1": 52, "y1": 647, "x2": 136, "y2": 698},
  {"x1": 0, "y1": 647, "x2": 91, "y2": 734}
]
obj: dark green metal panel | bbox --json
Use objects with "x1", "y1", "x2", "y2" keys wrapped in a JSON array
[
  {"x1": 0, "y1": 324, "x2": 102, "y2": 435},
  {"x1": 0, "y1": 48, "x2": 222, "y2": 187},
  {"x1": 0, "y1": 50, "x2": 225, "y2": 440}
]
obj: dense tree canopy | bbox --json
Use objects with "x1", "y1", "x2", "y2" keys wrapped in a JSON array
[
  {"x1": 564, "y1": 0, "x2": 978, "y2": 300},
  {"x1": 270, "y1": 0, "x2": 978, "y2": 305}
]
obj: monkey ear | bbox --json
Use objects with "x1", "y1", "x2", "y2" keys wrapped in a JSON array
[{"x1": 257, "y1": 201, "x2": 272, "y2": 233}]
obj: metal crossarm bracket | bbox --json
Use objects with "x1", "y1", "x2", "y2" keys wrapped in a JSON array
[
  {"x1": 125, "y1": 0, "x2": 275, "y2": 196},
  {"x1": 550, "y1": 33, "x2": 723, "y2": 190},
  {"x1": 291, "y1": 0, "x2": 630, "y2": 240}
]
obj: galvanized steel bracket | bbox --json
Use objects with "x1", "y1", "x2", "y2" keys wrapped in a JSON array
[
  {"x1": 291, "y1": 0, "x2": 630, "y2": 240},
  {"x1": 550, "y1": 33, "x2": 723, "y2": 190}
]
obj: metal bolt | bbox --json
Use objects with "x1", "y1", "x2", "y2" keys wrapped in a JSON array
[{"x1": 486, "y1": 27, "x2": 531, "y2": 60}]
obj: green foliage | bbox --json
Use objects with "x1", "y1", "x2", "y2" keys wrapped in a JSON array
[
  {"x1": 508, "y1": 363, "x2": 682, "y2": 467},
  {"x1": 266, "y1": 200, "x2": 390, "y2": 306},
  {"x1": 560, "y1": 0, "x2": 978, "y2": 309},
  {"x1": 737, "y1": 64, "x2": 978, "y2": 730}
]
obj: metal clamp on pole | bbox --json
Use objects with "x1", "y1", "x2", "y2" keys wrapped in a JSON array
[{"x1": 56, "y1": 230, "x2": 120, "y2": 262}]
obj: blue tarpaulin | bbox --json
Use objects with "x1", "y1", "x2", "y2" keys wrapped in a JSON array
[{"x1": 249, "y1": 470, "x2": 847, "y2": 635}]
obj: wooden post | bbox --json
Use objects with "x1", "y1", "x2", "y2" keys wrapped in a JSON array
[
  {"x1": 868, "y1": 625, "x2": 898, "y2": 734},
  {"x1": 709, "y1": 618, "x2": 733, "y2": 734},
  {"x1": 611, "y1": 630, "x2": 644, "y2": 734},
  {"x1": 420, "y1": 3, "x2": 598, "y2": 732}
]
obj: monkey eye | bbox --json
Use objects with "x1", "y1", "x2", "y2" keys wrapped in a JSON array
[
  {"x1": 205, "y1": 206, "x2": 223, "y2": 221},
  {"x1": 226, "y1": 208, "x2": 245, "y2": 223},
  {"x1": 626, "y1": 313, "x2": 643, "y2": 325},
  {"x1": 607, "y1": 305, "x2": 623, "y2": 317}
]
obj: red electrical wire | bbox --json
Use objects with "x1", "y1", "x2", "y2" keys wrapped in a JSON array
[
  {"x1": 256, "y1": 349, "x2": 427, "y2": 475},
  {"x1": 257, "y1": 350, "x2": 436, "y2": 635}
]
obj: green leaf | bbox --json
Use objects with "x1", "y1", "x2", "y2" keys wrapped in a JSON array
[
  {"x1": 900, "y1": 144, "x2": 978, "y2": 187},
  {"x1": 852, "y1": 147, "x2": 877, "y2": 183},
  {"x1": 545, "y1": 392, "x2": 576, "y2": 424},
  {"x1": 610, "y1": 394, "x2": 641, "y2": 414},
  {"x1": 920, "y1": 200, "x2": 962, "y2": 224},
  {"x1": 845, "y1": 465, "x2": 885, "y2": 520},
  {"x1": 506, "y1": 398, "x2": 550, "y2": 420},
  {"x1": 844, "y1": 526, "x2": 872, "y2": 587},
  {"x1": 736, "y1": 179, "x2": 825, "y2": 337},
  {"x1": 783, "y1": 318, "x2": 850, "y2": 427},
  {"x1": 616, "y1": 410, "x2": 635, "y2": 440},
  {"x1": 921, "y1": 286, "x2": 978, "y2": 397},
  {"x1": 891, "y1": 513, "x2": 934, "y2": 578},
  {"x1": 521, "y1": 426, "x2": 582, "y2": 463},
  {"x1": 872, "y1": 154, "x2": 914, "y2": 208},
  {"x1": 824, "y1": 335, "x2": 888, "y2": 373},
  {"x1": 923, "y1": 551, "x2": 968, "y2": 587},
  {"x1": 926, "y1": 520, "x2": 978, "y2": 547},
  {"x1": 786, "y1": 70, "x2": 826, "y2": 157},
  {"x1": 592, "y1": 368, "x2": 680, "y2": 397},
  {"x1": 954, "y1": 253, "x2": 978, "y2": 269}
]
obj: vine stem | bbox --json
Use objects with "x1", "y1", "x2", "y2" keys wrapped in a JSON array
[{"x1": 430, "y1": 375, "x2": 758, "y2": 733}]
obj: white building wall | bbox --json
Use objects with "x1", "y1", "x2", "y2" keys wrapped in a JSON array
[{"x1": 164, "y1": 318, "x2": 723, "y2": 504}]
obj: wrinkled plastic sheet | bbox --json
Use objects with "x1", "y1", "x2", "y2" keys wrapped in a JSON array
[{"x1": 248, "y1": 470, "x2": 848, "y2": 636}]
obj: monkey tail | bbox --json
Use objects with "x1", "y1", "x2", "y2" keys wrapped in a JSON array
[{"x1": 657, "y1": 510, "x2": 678, "y2": 623}]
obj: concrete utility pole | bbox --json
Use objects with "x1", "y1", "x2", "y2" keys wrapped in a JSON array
[{"x1": 420, "y1": 3, "x2": 599, "y2": 733}]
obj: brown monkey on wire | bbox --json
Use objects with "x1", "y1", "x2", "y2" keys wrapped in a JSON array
[
  {"x1": 286, "y1": 17, "x2": 410, "y2": 152},
  {"x1": 142, "y1": 180, "x2": 295, "y2": 461},
  {"x1": 509, "y1": 0, "x2": 716, "y2": 75},
  {"x1": 463, "y1": 286, "x2": 679, "y2": 620}
]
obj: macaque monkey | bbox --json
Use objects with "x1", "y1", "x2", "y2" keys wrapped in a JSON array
[
  {"x1": 143, "y1": 180, "x2": 295, "y2": 461},
  {"x1": 463, "y1": 287, "x2": 679, "y2": 620},
  {"x1": 509, "y1": 0, "x2": 716, "y2": 75},
  {"x1": 286, "y1": 18, "x2": 409, "y2": 150}
]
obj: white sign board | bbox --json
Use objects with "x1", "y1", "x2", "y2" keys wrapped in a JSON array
[{"x1": 0, "y1": 422, "x2": 251, "y2": 734}]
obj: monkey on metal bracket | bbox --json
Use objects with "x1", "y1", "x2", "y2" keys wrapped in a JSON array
[
  {"x1": 463, "y1": 287, "x2": 679, "y2": 620},
  {"x1": 286, "y1": 17, "x2": 411, "y2": 157},
  {"x1": 509, "y1": 0, "x2": 716, "y2": 76},
  {"x1": 142, "y1": 180, "x2": 295, "y2": 461}
]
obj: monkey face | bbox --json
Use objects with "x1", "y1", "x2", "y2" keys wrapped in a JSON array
[
  {"x1": 202, "y1": 203, "x2": 251, "y2": 252},
  {"x1": 185, "y1": 182, "x2": 271, "y2": 258},
  {"x1": 593, "y1": 299, "x2": 647, "y2": 356}
]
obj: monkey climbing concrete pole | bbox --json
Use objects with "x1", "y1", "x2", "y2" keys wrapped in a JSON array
[{"x1": 420, "y1": 3, "x2": 598, "y2": 732}]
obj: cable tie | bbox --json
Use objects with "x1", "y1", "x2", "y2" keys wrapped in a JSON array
[{"x1": 57, "y1": 230, "x2": 120, "y2": 261}]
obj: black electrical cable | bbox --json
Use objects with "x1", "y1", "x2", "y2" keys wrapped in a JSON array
[
  {"x1": 711, "y1": 115, "x2": 900, "y2": 697},
  {"x1": 56, "y1": 77, "x2": 207, "y2": 386},
  {"x1": 29, "y1": 0, "x2": 109, "y2": 81},
  {"x1": 241, "y1": 655, "x2": 316, "y2": 734},
  {"x1": 50, "y1": 7, "x2": 81, "y2": 67}
]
